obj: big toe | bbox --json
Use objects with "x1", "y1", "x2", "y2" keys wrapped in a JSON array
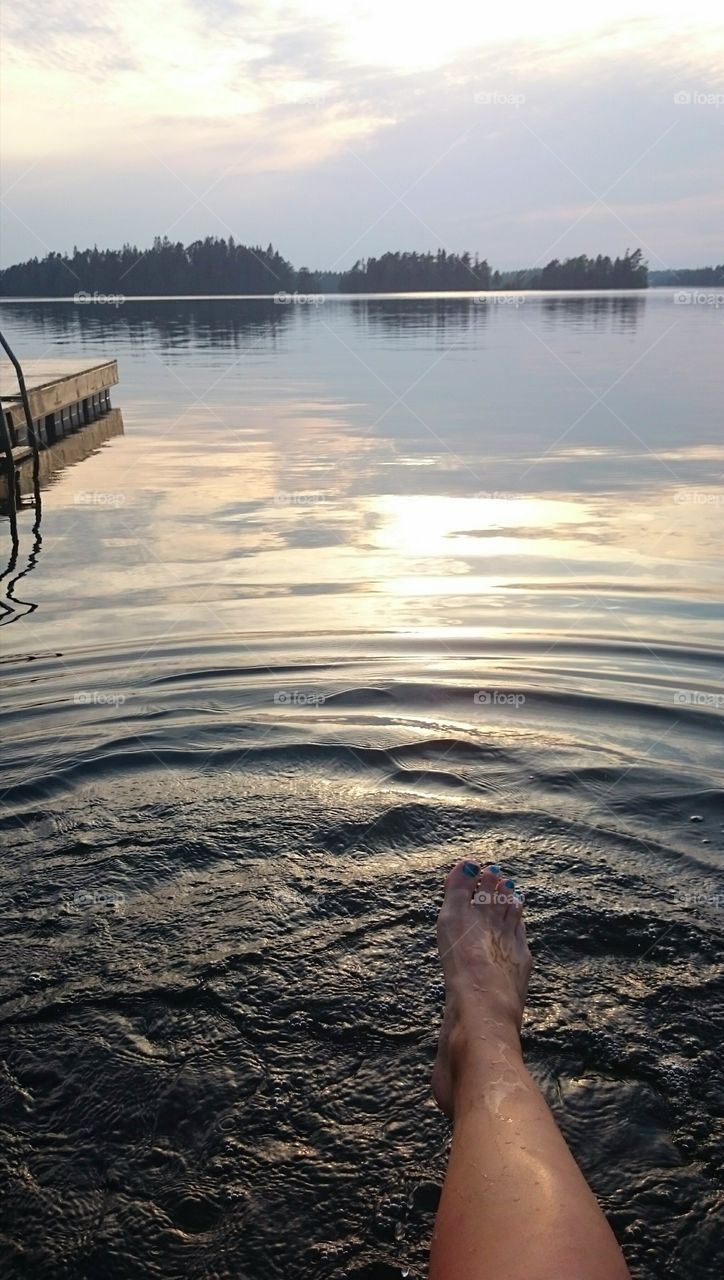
[{"x1": 441, "y1": 860, "x2": 480, "y2": 911}]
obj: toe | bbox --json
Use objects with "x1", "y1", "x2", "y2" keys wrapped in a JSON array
[
  {"x1": 442, "y1": 859, "x2": 481, "y2": 908},
  {"x1": 472, "y1": 864, "x2": 506, "y2": 907},
  {"x1": 497, "y1": 875, "x2": 523, "y2": 922},
  {"x1": 473, "y1": 869, "x2": 524, "y2": 923},
  {"x1": 504, "y1": 891, "x2": 524, "y2": 926}
]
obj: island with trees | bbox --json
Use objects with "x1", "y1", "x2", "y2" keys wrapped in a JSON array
[{"x1": 0, "y1": 237, "x2": 719, "y2": 297}]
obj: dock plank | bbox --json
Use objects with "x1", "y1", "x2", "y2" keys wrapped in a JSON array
[
  {"x1": 1, "y1": 359, "x2": 118, "y2": 423},
  {"x1": 0, "y1": 359, "x2": 118, "y2": 400}
]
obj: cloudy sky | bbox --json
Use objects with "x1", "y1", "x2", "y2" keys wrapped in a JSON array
[{"x1": 1, "y1": 0, "x2": 722, "y2": 271}]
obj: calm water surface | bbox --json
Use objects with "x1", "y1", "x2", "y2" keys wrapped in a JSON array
[{"x1": 1, "y1": 293, "x2": 722, "y2": 1279}]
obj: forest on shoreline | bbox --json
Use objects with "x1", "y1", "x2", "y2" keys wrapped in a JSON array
[{"x1": 0, "y1": 237, "x2": 719, "y2": 296}]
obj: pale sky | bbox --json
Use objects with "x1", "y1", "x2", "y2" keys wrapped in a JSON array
[{"x1": 1, "y1": 0, "x2": 723, "y2": 271}]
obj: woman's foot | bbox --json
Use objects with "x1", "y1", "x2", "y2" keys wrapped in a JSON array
[
  {"x1": 429, "y1": 861, "x2": 632, "y2": 1280},
  {"x1": 432, "y1": 860, "x2": 532, "y2": 1118}
]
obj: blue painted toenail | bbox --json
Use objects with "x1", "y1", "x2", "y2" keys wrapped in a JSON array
[
  {"x1": 462, "y1": 861, "x2": 479, "y2": 877},
  {"x1": 504, "y1": 878, "x2": 515, "y2": 888},
  {"x1": 489, "y1": 864, "x2": 500, "y2": 874}
]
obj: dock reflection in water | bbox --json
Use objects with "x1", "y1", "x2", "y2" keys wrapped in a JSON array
[{"x1": 0, "y1": 409, "x2": 124, "y2": 625}]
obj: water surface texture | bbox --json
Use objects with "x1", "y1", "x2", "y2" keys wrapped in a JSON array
[{"x1": 1, "y1": 293, "x2": 722, "y2": 1280}]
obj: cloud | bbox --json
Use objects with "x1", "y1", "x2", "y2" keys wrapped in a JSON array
[
  {"x1": 2, "y1": 1, "x2": 135, "y2": 74},
  {"x1": 1, "y1": 3, "x2": 722, "y2": 267}
]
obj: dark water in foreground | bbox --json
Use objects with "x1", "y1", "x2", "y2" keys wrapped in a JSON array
[{"x1": 0, "y1": 293, "x2": 722, "y2": 1279}]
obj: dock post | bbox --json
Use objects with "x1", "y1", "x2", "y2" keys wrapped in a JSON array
[
  {"x1": 0, "y1": 406, "x2": 18, "y2": 512},
  {"x1": 0, "y1": 330, "x2": 41, "y2": 474}
]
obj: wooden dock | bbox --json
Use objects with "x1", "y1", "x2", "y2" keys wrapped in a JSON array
[
  {"x1": 0, "y1": 358, "x2": 121, "y2": 506},
  {"x1": 1, "y1": 358, "x2": 119, "y2": 460}
]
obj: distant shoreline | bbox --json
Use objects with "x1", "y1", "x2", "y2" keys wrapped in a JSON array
[
  {"x1": 0, "y1": 286, "x2": 695, "y2": 303},
  {"x1": 2, "y1": 239, "x2": 719, "y2": 297}
]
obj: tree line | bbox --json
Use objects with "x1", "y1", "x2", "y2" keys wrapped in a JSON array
[
  {"x1": 0, "y1": 237, "x2": 296, "y2": 297},
  {"x1": 649, "y1": 266, "x2": 723, "y2": 286},
  {"x1": 338, "y1": 250, "x2": 492, "y2": 291},
  {"x1": 493, "y1": 250, "x2": 648, "y2": 290},
  {"x1": 1, "y1": 238, "x2": 702, "y2": 296},
  {"x1": 338, "y1": 249, "x2": 649, "y2": 291}
]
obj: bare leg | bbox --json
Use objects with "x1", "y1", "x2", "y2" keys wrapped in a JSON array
[{"x1": 429, "y1": 860, "x2": 631, "y2": 1280}]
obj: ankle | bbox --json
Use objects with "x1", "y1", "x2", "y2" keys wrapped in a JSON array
[
  {"x1": 449, "y1": 979, "x2": 524, "y2": 1039},
  {"x1": 447, "y1": 1003, "x2": 523, "y2": 1074}
]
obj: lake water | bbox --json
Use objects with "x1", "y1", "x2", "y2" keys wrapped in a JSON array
[{"x1": 1, "y1": 292, "x2": 722, "y2": 1280}]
